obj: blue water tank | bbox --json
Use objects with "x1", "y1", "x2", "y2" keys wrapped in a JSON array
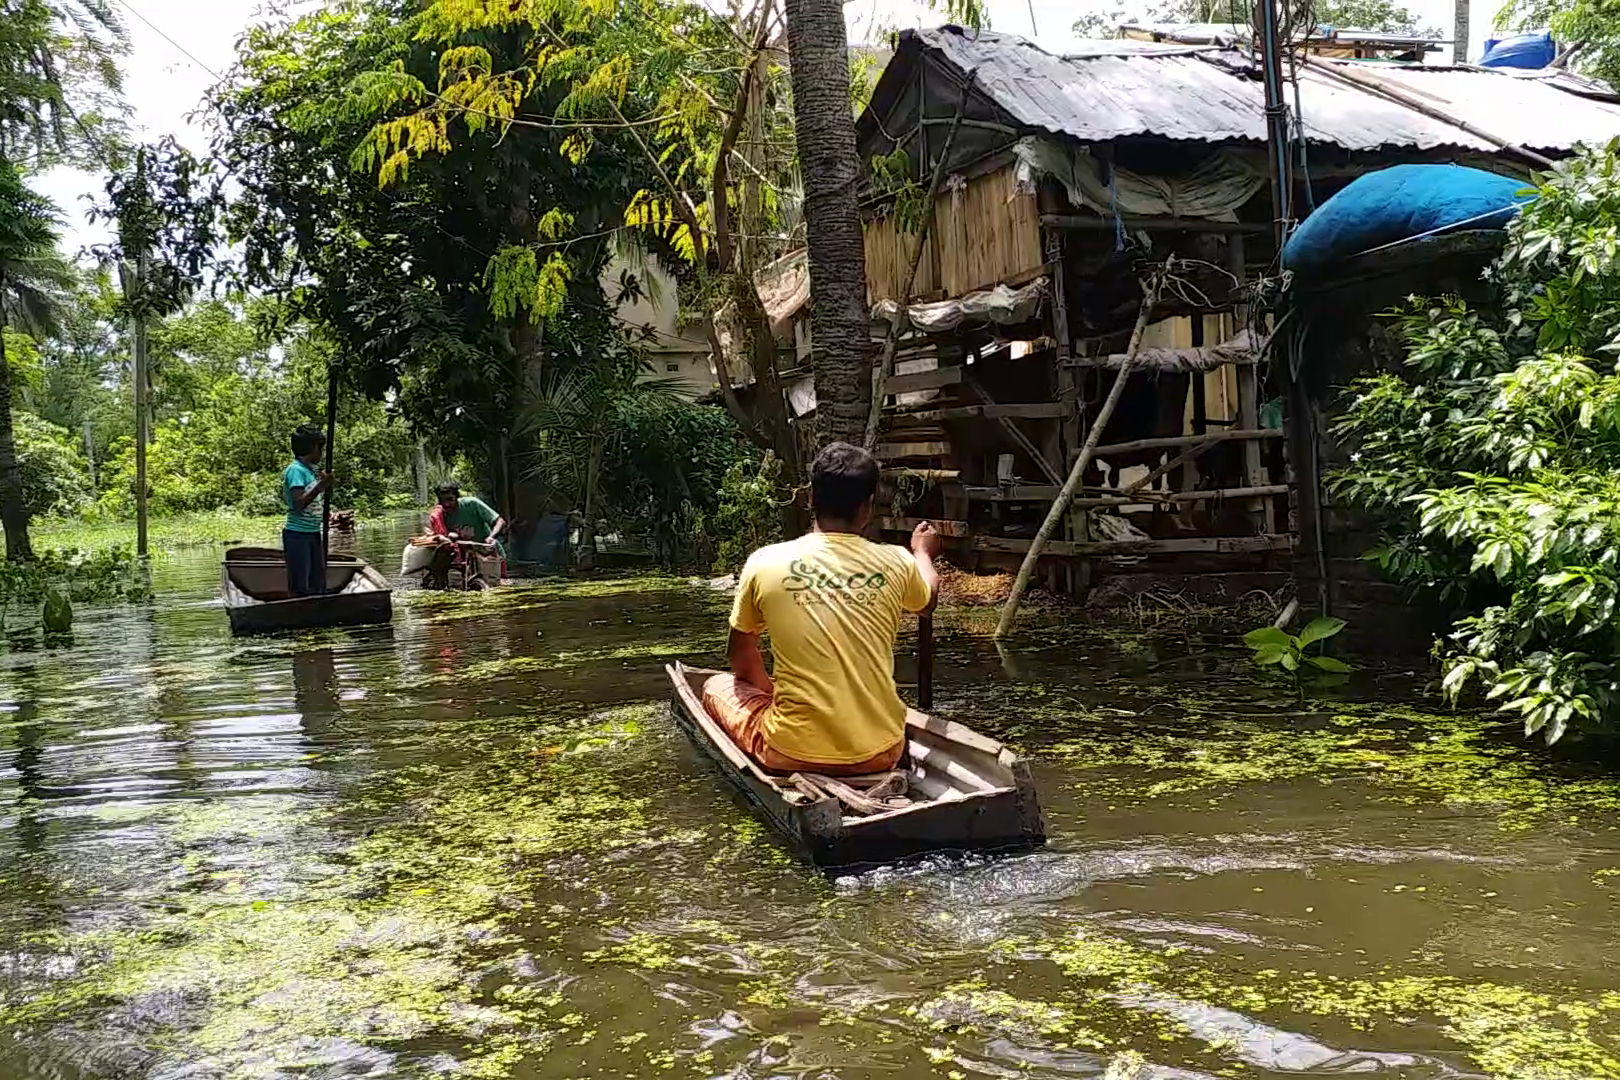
[{"x1": 1479, "y1": 30, "x2": 1556, "y2": 69}]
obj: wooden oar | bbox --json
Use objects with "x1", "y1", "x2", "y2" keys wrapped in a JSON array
[
  {"x1": 917, "y1": 613, "x2": 934, "y2": 712},
  {"x1": 321, "y1": 362, "x2": 338, "y2": 584}
]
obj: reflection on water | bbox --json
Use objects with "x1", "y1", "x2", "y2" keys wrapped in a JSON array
[{"x1": 0, "y1": 520, "x2": 1613, "y2": 1079}]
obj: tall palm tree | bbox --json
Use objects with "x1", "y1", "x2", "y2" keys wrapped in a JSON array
[
  {"x1": 0, "y1": 0, "x2": 125, "y2": 560},
  {"x1": 0, "y1": 167, "x2": 67, "y2": 559},
  {"x1": 782, "y1": 0, "x2": 872, "y2": 449}
]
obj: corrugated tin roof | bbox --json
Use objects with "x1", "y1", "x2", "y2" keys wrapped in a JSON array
[{"x1": 906, "y1": 27, "x2": 1620, "y2": 153}]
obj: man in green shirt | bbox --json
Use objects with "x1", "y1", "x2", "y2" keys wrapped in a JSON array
[{"x1": 434, "y1": 484, "x2": 507, "y2": 560}]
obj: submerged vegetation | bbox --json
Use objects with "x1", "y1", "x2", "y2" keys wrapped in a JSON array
[{"x1": 0, "y1": 573, "x2": 1619, "y2": 1078}]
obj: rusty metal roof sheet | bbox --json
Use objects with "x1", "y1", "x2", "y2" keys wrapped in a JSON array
[{"x1": 908, "y1": 26, "x2": 1620, "y2": 153}]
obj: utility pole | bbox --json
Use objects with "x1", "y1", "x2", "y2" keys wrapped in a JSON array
[
  {"x1": 1453, "y1": 0, "x2": 1470, "y2": 63},
  {"x1": 1255, "y1": 0, "x2": 1293, "y2": 252},
  {"x1": 81, "y1": 419, "x2": 96, "y2": 490},
  {"x1": 131, "y1": 245, "x2": 149, "y2": 558}
]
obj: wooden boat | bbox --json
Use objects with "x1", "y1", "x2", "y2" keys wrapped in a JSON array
[
  {"x1": 666, "y1": 662, "x2": 1045, "y2": 869},
  {"x1": 221, "y1": 546, "x2": 393, "y2": 635}
]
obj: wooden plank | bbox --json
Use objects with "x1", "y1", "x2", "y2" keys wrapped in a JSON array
[
  {"x1": 889, "y1": 402, "x2": 1069, "y2": 422},
  {"x1": 966, "y1": 378, "x2": 1063, "y2": 486},
  {"x1": 876, "y1": 441, "x2": 950, "y2": 459},
  {"x1": 882, "y1": 468, "x2": 959, "y2": 481},
  {"x1": 1042, "y1": 213, "x2": 1267, "y2": 235},
  {"x1": 975, "y1": 534, "x2": 1295, "y2": 558},
  {"x1": 1084, "y1": 428, "x2": 1283, "y2": 459},
  {"x1": 962, "y1": 485, "x2": 1062, "y2": 501},
  {"x1": 963, "y1": 482, "x2": 1288, "y2": 506},
  {"x1": 1229, "y1": 234, "x2": 1275, "y2": 533},
  {"x1": 885, "y1": 367, "x2": 964, "y2": 394},
  {"x1": 878, "y1": 517, "x2": 971, "y2": 537},
  {"x1": 1071, "y1": 483, "x2": 1290, "y2": 509}
]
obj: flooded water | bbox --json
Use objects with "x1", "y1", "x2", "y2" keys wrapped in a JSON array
[{"x1": 0, "y1": 517, "x2": 1615, "y2": 1080}]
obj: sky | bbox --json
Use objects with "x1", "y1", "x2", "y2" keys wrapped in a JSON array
[{"x1": 41, "y1": 0, "x2": 1503, "y2": 253}]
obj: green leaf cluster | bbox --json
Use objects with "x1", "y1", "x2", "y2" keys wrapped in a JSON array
[
  {"x1": 1333, "y1": 143, "x2": 1620, "y2": 744},
  {"x1": 1243, "y1": 617, "x2": 1352, "y2": 674}
]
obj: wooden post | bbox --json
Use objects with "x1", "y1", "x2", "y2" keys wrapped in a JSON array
[
  {"x1": 1045, "y1": 211, "x2": 1089, "y2": 594},
  {"x1": 414, "y1": 442, "x2": 430, "y2": 504},
  {"x1": 917, "y1": 614, "x2": 934, "y2": 711},
  {"x1": 1228, "y1": 235, "x2": 1275, "y2": 533},
  {"x1": 82, "y1": 419, "x2": 96, "y2": 490},
  {"x1": 321, "y1": 364, "x2": 338, "y2": 576},
  {"x1": 1190, "y1": 314, "x2": 1207, "y2": 439},
  {"x1": 131, "y1": 248, "x2": 149, "y2": 559},
  {"x1": 994, "y1": 260, "x2": 1168, "y2": 639}
]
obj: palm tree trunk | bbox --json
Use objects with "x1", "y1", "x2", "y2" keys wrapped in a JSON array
[
  {"x1": 0, "y1": 278, "x2": 33, "y2": 562},
  {"x1": 784, "y1": 0, "x2": 872, "y2": 449}
]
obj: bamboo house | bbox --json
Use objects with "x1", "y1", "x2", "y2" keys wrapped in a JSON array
[{"x1": 847, "y1": 26, "x2": 1620, "y2": 606}]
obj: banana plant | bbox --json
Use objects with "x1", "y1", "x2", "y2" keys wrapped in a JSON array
[{"x1": 1244, "y1": 617, "x2": 1352, "y2": 676}]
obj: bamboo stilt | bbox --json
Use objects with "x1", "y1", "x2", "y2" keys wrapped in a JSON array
[{"x1": 993, "y1": 260, "x2": 1170, "y2": 639}]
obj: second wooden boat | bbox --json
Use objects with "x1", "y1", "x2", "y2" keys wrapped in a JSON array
[
  {"x1": 221, "y1": 546, "x2": 393, "y2": 635},
  {"x1": 667, "y1": 661, "x2": 1045, "y2": 869}
]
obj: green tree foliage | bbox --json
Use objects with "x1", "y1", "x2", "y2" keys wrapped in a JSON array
[
  {"x1": 1073, "y1": 0, "x2": 1432, "y2": 38},
  {"x1": 213, "y1": 0, "x2": 662, "y2": 512},
  {"x1": 1333, "y1": 144, "x2": 1620, "y2": 745},
  {"x1": 0, "y1": 0, "x2": 127, "y2": 560},
  {"x1": 13, "y1": 410, "x2": 90, "y2": 517},
  {"x1": 1496, "y1": 0, "x2": 1616, "y2": 90},
  {"x1": 91, "y1": 304, "x2": 418, "y2": 518},
  {"x1": 212, "y1": 0, "x2": 762, "y2": 547}
]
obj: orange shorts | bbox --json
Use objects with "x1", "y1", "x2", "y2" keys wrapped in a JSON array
[{"x1": 700, "y1": 673, "x2": 904, "y2": 776}]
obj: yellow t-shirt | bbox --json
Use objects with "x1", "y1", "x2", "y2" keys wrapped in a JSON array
[{"x1": 730, "y1": 531, "x2": 932, "y2": 764}]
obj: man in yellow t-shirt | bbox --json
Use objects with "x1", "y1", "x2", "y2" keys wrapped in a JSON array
[{"x1": 703, "y1": 441, "x2": 942, "y2": 775}]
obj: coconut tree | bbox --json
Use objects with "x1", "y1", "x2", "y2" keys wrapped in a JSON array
[
  {"x1": 0, "y1": 0, "x2": 126, "y2": 559},
  {"x1": 782, "y1": 0, "x2": 871, "y2": 448},
  {"x1": 0, "y1": 167, "x2": 66, "y2": 559}
]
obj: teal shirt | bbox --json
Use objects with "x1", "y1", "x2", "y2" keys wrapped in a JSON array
[
  {"x1": 283, "y1": 460, "x2": 323, "y2": 533},
  {"x1": 445, "y1": 496, "x2": 499, "y2": 542}
]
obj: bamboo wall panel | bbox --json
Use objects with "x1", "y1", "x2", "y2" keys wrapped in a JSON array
[
  {"x1": 863, "y1": 165, "x2": 1039, "y2": 303},
  {"x1": 864, "y1": 214, "x2": 936, "y2": 303},
  {"x1": 934, "y1": 165, "x2": 1041, "y2": 298}
]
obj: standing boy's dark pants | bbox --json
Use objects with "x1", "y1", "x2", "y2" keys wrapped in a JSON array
[{"x1": 283, "y1": 529, "x2": 325, "y2": 597}]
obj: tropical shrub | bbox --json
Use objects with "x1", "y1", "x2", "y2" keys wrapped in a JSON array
[
  {"x1": 712, "y1": 452, "x2": 789, "y2": 573},
  {"x1": 14, "y1": 412, "x2": 92, "y2": 517},
  {"x1": 1333, "y1": 143, "x2": 1620, "y2": 743}
]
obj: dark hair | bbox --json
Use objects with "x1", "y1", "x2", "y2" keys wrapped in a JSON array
[
  {"x1": 290, "y1": 424, "x2": 326, "y2": 457},
  {"x1": 810, "y1": 441, "x2": 879, "y2": 522},
  {"x1": 435, "y1": 482, "x2": 461, "y2": 499}
]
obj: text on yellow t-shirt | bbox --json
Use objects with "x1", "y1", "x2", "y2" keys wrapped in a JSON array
[{"x1": 730, "y1": 531, "x2": 932, "y2": 764}]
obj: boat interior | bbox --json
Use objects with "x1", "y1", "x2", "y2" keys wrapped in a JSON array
[
  {"x1": 671, "y1": 662, "x2": 1019, "y2": 825},
  {"x1": 223, "y1": 547, "x2": 381, "y2": 603}
]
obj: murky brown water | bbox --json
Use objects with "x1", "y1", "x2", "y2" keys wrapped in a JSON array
[{"x1": 0, "y1": 517, "x2": 1615, "y2": 1080}]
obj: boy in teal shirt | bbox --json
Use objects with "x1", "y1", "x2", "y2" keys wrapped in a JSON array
[{"x1": 283, "y1": 425, "x2": 331, "y2": 596}]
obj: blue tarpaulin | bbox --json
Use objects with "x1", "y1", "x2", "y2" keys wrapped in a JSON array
[
  {"x1": 1480, "y1": 31, "x2": 1557, "y2": 70},
  {"x1": 1282, "y1": 164, "x2": 1531, "y2": 276}
]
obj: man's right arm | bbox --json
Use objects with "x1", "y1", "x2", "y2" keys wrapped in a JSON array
[
  {"x1": 909, "y1": 521, "x2": 942, "y2": 614},
  {"x1": 290, "y1": 471, "x2": 329, "y2": 512}
]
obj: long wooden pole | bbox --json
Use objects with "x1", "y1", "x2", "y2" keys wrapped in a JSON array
[
  {"x1": 917, "y1": 613, "x2": 934, "y2": 711},
  {"x1": 321, "y1": 363, "x2": 337, "y2": 584},
  {"x1": 863, "y1": 73, "x2": 976, "y2": 450},
  {"x1": 131, "y1": 248, "x2": 149, "y2": 559},
  {"x1": 993, "y1": 261, "x2": 1168, "y2": 639}
]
